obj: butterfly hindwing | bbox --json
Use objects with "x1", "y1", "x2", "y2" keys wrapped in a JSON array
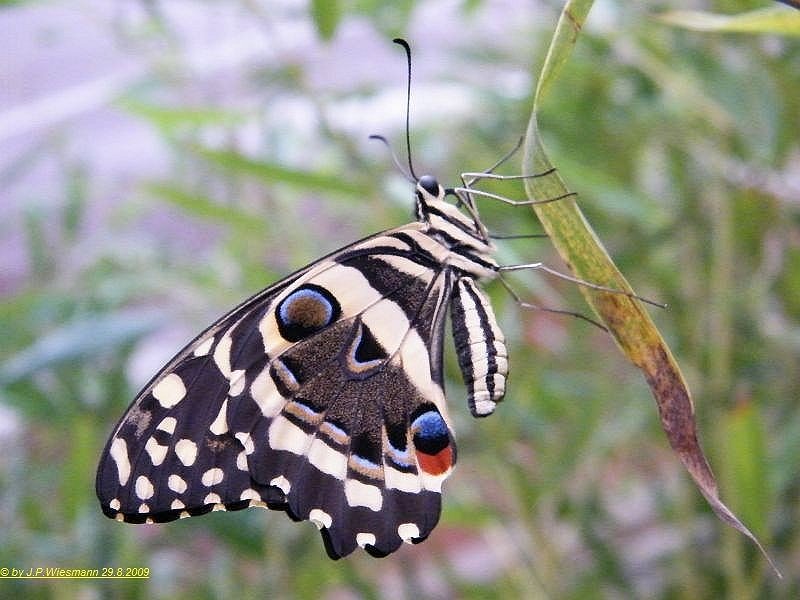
[{"x1": 97, "y1": 225, "x2": 461, "y2": 558}]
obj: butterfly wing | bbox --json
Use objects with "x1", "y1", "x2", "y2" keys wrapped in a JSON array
[{"x1": 96, "y1": 224, "x2": 459, "y2": 558}]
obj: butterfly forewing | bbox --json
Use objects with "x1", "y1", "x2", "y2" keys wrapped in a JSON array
[{"x1": 96, "y1": 204, "x2": 498, "y2": 558}]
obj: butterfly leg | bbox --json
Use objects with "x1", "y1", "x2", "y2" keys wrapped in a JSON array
[
  {"x1": 499, "y1": 262, "x2": 665, "y2": 308},
  {"x1": 451, "y1": 186, "x2": 577, "y2": 206},
  {"x1": 459, "y1": 137, "x2": 526, "y2": 187},
  {"x1": 460, "y1": 169, "x2": 556, "y2": 186},
  {"x1": 497, "y1": 275, "x2": 608, "y2": 331}
]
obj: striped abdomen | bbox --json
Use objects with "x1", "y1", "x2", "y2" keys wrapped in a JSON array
[{"x1": 450, "y1": 277, "x2": 508, "y2": 417}]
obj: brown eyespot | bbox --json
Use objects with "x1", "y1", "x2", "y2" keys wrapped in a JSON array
[{"x1": 276, "y1": 284, "x2": 341, "y2": 342}]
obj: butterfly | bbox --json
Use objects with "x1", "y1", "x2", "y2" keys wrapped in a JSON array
[
  {"x1": 97, "y1": 40, "x2": 517, "y2": 559},
  {"x1": 96, "y1": 169, "x2": 511, "y2": 557}
]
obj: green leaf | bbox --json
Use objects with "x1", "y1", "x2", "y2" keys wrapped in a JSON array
[
  {"x1": 716, "y1": 401, "x2": 771, "y2": 540},
  {"x1": 533, "y1": 0, "x2": 594, "y2": 110},
  {"x1": 146, "y1": 182, "x2": 266, "y2": 235},
  {"x1": 658, "y1": 7, "x2": 800, "y2": 36},
  {"x1": 119, "y1": 99, "x2": 246, "y2": 131},
  {"x1": 62, "y1": 418, "x2": 94, "y2": 523},
  {"x1": 193, "y1": 147, "x2": 363, "y2": 195},
  {"x1": 311, "y1": 0, "x2": 341, "y2": 40},
  {"x1": 0, "y1": 310, "x2": 165, "y2": 385},
  {"x1": 715, "y1": 401, "x2": 773, "y2": 587},
  {"x1": 24, "y1": 205, "x2": 50, "y2": 280},
  {"x1": 524, "y1": 0, "x2": 780, "y2": 577}
]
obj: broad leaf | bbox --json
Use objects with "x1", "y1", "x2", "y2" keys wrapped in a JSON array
[{"x1": 524, "y1": 0, "x2": 780, "y2": 577}]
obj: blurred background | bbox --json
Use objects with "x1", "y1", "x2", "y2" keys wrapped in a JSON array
[{"x1": 1, "y1": 0, "x2": 798, "y2": 598}]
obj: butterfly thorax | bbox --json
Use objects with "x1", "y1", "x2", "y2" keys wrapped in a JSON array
[{"x1": 413, "y1": 175, "x2": 499, "y2": 281}]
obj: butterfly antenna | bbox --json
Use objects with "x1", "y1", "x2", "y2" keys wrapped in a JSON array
[
  {"x1": 392, "y1": 38, "x2": 419, "y2": 181},
  {"x1": 369, "y1": 134, "x2": 414, "y2": 182}
]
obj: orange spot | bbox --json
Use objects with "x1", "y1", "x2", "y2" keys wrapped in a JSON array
[{"x1": 416, "y1": 445, "x2": 453, "y2": 476}]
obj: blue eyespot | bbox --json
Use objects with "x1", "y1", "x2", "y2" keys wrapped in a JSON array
[
  {"x1": 411, "y1": 408, "x2": 450, "y2": 455},
  {"x1": 276, "y1": 284, "x2": 341, "y2": 342},
  {"x1": 412, "y1": 410, "x2": 448, "y2": 440}
]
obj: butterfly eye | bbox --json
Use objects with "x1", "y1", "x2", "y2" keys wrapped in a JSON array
[
  {"x1": 417, "y1": 175, "x2": 440, "y2": 198},
  {"x1": 276, "y1": 284, "x2": 341, "y2": 342}
]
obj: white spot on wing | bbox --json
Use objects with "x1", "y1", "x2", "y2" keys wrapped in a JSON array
[
  {"x1": 193, "y1": 337, "x2": 214, "y2": 357},
  {"x1": 307, "y1": 438, "x2": 347, "y2": 480},
  {"x1": 355, "y1": 234, "x2": 411, "y2": 253},
  {"x1": 135, "y1": 475, "x2": 154, "y2": 500},
  {"x1": 240, "y1": 488, "x2": 262, "y2": 501},
  {"x1": 171, "y1": 498, "x2": 185, "y2": 510},
  {"x1": 110, "y1": 437, "x2": 131, "y2": 486},
  {"x1": 213, "y1": 334, "x2": 233, "y2": 378},
  {"x1": 201, "y1": 468, "x2": 224, "y2": 487},
  {"x1": 361, "y1": 298, "x2": 411, "y2": 356},
  {"x1": 229, "y1": 369, "x2": 246, "y2": 397},
  {"x1": 344, "y1": 479, "x2": 383, "y2": 511},
  {"x1": 204, "y1": 492, "x2": 222, "y2": 504},
  {"x1": 109, "y1": 498, "x2": 121, "y2": 511},
  {"x1": 175, "y1": 439, "x2": 198, "y2": 466},
  {"x1": 144, "y1": 437, "x2": 168, "y2": 466},
  {"x1": 250, "y1": 365, "x2": 286, "y2": 417},
  {"x1": 152, "y1": 373, "x2": 187, "y2": 408},
  {"x1": 270, "y1": 475, "x2": 290, "y2": 494},
  {"x1": 378, "y1": 254, "x2": 432, "y2": 280},
  {"x1": 356, "y1": 532, "x2": 376, "y2": 548},
  {"x1": 420, "y1": 469, "x2": 447, "y2": 493},
  {"x1": 309, "y1": 508, "x2": 332, "y2": 529},
  {"x1": 168, "y1": 474, "x2": 187, "y2": 494},
  {"x1": 268, "y1": 415, "x2": 312, "y2": 455},
  {"x1": 236, "y1": 450, "x2": 248, "y2": 471},
  {"x1": 384, "y1": 466, "x2": 422, "y2": 493},
  {"x1": 398, "y1": 331, "x2": 433, "y2": 393},
  {"x1": 398, "y1": 228, "x2": 452, "y2": 264},
  {"x1": 138, "y1": 503, "x2": 150, "y2": 514},
  {"x1": 234, "y1": 432, "x2": 255, "y2": 455},
  {"x1": 156, "y1": 416, "x2": 177, "y2": 434},
  {"x1": 398, "y1": 522, "x2": 420, "y2": 543},
  {"x1": 209, "y1": 399, "x2": 229, "y2": 435}
]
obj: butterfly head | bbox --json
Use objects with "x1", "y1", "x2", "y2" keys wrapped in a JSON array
[
  {"x1": 414, "y1": 174, "x2": 493, "y2": 247},
  {"x1": 414, "y1": 175, "x2": 445, "y2": 215}
]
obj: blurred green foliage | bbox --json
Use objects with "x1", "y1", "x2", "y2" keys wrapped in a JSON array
[{"x1": 1, "y1": 1, "x2": 799, "y2": 598}]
